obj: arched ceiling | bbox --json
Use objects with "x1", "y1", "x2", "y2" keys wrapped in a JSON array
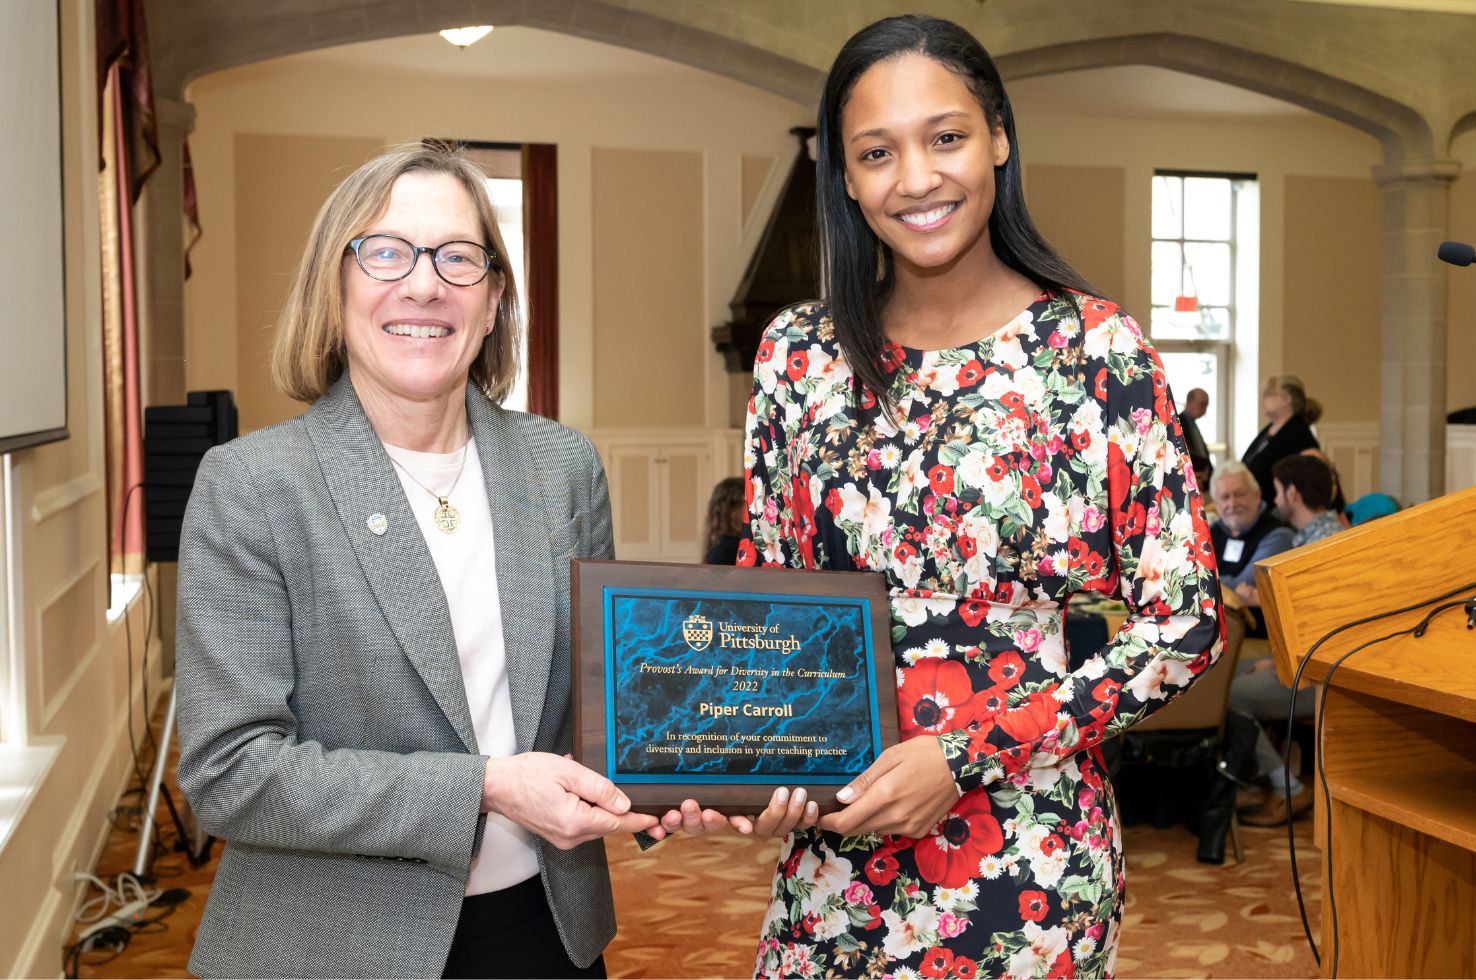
[{"x1": 146, "y1": 0, "x2": 1476, "y2": 159}]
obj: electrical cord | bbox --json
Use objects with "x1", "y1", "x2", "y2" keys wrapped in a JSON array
[
  {"x1": 1281, "y1": 579, "x2": 1476, "y2": 974},
  {"x1": 63, "y1": 881, "x2": 190, "y2": 979}
]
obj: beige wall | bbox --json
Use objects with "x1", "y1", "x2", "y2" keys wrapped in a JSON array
[
  {"x1": 1282, "y1": 175, "x2": 1383, "y2": 427},
  {"x1": 232, "y1": 133, "x2": 382, "y2": 433},
  {"x1": 591, "y1": 148, "x2": 706, "y2": 427},
  {"x1": 0, "y1": 0, "x2": 170, "y2": 975},
  {"x1": 1025, "y1": 164, "x2": 1128, "y2": 304},
  {"x1": 1013, "y1": 106, "x2": 1387, "y2": 454},
  {"x1": 183, "y1": 29, "x2": 811, "y2": 435},
  {"x1": 1448, "y1": 130, "x2": 1476, "y2": 414}
]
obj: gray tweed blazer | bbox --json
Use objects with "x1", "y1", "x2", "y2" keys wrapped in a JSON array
[{"x1": 175, "y1": 374, "x2": 617, "y2": 978}]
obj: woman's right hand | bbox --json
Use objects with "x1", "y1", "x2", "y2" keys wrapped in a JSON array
[
  {"x1": 730, "y1": 786, "x2": 819, "y2": 837},
  {"x1": 482, "y1": 753, "x2": 658, "y2": 849}
]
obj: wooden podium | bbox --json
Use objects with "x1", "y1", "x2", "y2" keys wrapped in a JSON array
[{"x1": 1256, "y1": 486, "x2": 1476, "y2": 978}]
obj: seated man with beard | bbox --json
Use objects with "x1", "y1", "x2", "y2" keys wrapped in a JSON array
[{"x1": 1208, "y1": 462, "x2": 1292, "y2": 638}]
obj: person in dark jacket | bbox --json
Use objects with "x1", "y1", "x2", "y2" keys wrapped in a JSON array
[
  {"x1": 1179, "y1": 387, "x2": 1213, "y2": 490},
  {"x1": 702, "y1": 476, "x2": 746, "y2": 565},
  {"x1": 1241, "y1": 374, "x2": 1320, "y2": 503}
]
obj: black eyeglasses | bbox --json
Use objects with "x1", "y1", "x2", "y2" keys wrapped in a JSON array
[{"x1": 347, "y1": 234, "x2": 498, "y2": 287}]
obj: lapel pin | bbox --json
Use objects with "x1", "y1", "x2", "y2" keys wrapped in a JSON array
[{"x1": 367, "y1": 513, "x2": 388, "y2": 536}]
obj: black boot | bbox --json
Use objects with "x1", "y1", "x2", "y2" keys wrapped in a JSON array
[{"x1": 1196, "y1": 711, "x2": 1260, "y2": 864}]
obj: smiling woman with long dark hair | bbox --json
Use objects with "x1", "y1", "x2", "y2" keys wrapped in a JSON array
[{"x1": 734, "y1": 15, "x2": 1221, "y2": 978}]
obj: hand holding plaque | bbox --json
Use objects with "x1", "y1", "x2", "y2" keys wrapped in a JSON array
[{"x1": 572, "y1": 560, "x2": 899, "y2": 816}]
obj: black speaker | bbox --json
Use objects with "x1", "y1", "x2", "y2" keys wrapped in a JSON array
[{"x1": 143, "y1": 390, "x2": 238, "y2": 562}]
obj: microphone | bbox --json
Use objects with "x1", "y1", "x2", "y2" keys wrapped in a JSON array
[{"x1": 1439, "y1": 240, "x2": 1476, "y2": 266}]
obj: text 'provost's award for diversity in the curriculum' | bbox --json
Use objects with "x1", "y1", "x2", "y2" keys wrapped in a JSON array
[{"x1": 571, "y1": 560, "x2": 899, "y2": 814}]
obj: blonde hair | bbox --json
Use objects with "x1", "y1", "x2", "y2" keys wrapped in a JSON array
[
  {"x1": 271, "y1": 142, "x2": 521, "y2": 404},
  {"x1": 1265, "y1": 374, "x2": 1323, "y2": 425}
]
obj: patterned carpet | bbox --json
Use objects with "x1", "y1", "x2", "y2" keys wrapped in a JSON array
[
  {"x1": 69, "y1": 737, "x2": 1322, "y2": 979},
  {"x1": 604, "y1": 820, "x2": 1321, "y2": 979}
]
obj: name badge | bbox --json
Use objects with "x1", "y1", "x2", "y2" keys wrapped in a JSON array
[{"x1": 1222, "y1": 538, "x2": 1246, "y2": 564}]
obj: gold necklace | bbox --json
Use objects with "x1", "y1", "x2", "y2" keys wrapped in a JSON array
[{"x1": 390, "y1": 444, "x2": 469, "y2": 534}]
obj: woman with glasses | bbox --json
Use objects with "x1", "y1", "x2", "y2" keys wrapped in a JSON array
[
  {"x1": 737, "y1": 16, "x2": 1221, "y2": 978},
  {"x1": 175, "y1": 143, "x2": 721, "y2": 979}
]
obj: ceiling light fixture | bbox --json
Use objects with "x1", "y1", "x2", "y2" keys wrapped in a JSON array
[{"x1": 439, "y1": 25, "x2": 494, "y2": 48}]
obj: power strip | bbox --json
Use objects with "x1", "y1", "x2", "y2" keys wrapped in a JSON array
[{"x1": 78, "y1": 896, "x2": 154, "y2": 944}]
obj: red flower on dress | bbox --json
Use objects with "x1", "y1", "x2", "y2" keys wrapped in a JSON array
[
  {"x1": 1019, "y1": 890, "x2": 1050, "y2": 922},
  {"x1": 1092, "y1": 677, "x2": 1122, "y2": 701},
  {"x1": 996, "y1": 689, "x2": 1062, "y2": 742},
  {"x1": 988, "y1": 651, "x2": 1026, "y2": 688},
  {"x1": 1040, "y1": 834, "x2": 1066, "y2": 856},
  {"x1": 974, "y1": 685, "x2": 1010, "y2": 715},
  {"x1": 1021, "y1": 473, "x2": 1043, "y2": 509},
  {"x1": 824, "y1": 487, "x2": 845, "y2": 517},
  {"x1": 790, "y1": 475, "x2": 817, "y2": 569},
  {"x1": 1117, "y1": 501, "x2": 1146, "y2": 537},
  {"x1": 953, "y1": 955, "x2": 980, "y2": 979},
  {"x1": 958, "y1": 534, "x2": 977, "y2": 559},
  {"x1": 1070, "y1": 428, "x2": 1091, "y2": 452},
  {"x1": 919, "y1": 947, "x2": 955, "y2": 979},
  {"x1": 956, "y1": 359, "x2": 986, "y2": 387},
  {"x1": 928, "y1": 464, "x2": 955, "y2": 496},
  {"x1": 881, "y1": 342, "x2": 906, "y2": 372},
  {"x1": 897, "y1": 659, "x2": 976, "y2": 736},
  {"x1": 863, "y1": 849, "x2": 899, "y2": 886},
  {"x1": 1001, "y1": 391, "x2": 1027, "y2": 416},
  {"x1": 915, "y1": 792, "x2": 1004, "y2": 887},
  {"x1": 1107, "y1": 441, "x2": 1131, "y2": 514},
  {"x1": 1080, "y1": 297, "x2": 1116, "y2": 331},
  {"x1": 986, "y1": 457, "x2": 1010, "y2": 482},
  {"x1": 786, "y1": 350, "x2": 810, "y2": 382},
  {"x1": 958, "y1": 598, "x2": 990, "y2": 628},
  {"x1": 895, "y1": 540, "x2": 918, "y2": 562},
  {"x1": 756, "y1": 338, "x2": 776, "y2": 363},
  {"x1": 735, "y1": 538, "x2": 756, "y2": 567},
  {"x1": 1047, "y1": 948, "x2": 1075, "y2": 979},
  {"x1": 864, "y1": 903, "x2": 882, "y2": 929},
  {"x1": 1094, "y1": 367, "x2": 1109, "y2": 401}
]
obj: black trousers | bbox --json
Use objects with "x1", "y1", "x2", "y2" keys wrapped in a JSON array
[{"x1": 442, "y1": 875, "x2": 605, "y2": 979}]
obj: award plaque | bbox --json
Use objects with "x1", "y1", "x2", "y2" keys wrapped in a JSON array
[{"x1": 572, "y1": 560, "x2": 898, "y2": 815}]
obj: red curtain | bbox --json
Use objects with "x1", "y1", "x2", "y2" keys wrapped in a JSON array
[
  {"x1": 521, "y1": 144, "x2": 559, "y2": 419},
  {"x1": 97, "y1": 0, "x2": 154, "y2": 572},
  {"x1": 96, "y1": 0, "x2": 157, "y2": 198}
]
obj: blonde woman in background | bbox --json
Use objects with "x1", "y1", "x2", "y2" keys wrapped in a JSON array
[{"x1": 1241, "y1": 374, "x2": 1321, "y2": 503}]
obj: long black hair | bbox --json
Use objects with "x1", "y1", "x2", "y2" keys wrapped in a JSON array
[{"x1": 816, "y1": 14, "x2": 1095, "y2": 410}]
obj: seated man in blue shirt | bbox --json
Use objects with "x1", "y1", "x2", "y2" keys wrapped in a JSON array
[
  {"x1": 1233, "y1": 453, "x2": 1346, "y2": 826},
  {"x1": 1209, "y1": 461, "x2": 1293, "y2": 638}
]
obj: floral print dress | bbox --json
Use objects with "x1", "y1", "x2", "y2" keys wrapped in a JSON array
[{"x1": 739, "y1": 292, "x2": 1221, "y2": 979}]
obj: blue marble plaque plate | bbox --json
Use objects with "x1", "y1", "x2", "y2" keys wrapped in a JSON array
[{"x1": 573, "y1": 560, "x2": 898, "y2": 813}]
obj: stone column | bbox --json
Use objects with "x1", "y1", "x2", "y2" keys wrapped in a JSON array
[
  {"x1": 1372, "y1": 158, "x2": 1459, "y2": 504},
  {"x1": 138, "y1": 97, "x2": 195, "y2": 408}
]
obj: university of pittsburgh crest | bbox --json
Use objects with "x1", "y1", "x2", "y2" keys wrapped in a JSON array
[{"x1": 682, "y1": 614, "x2": 713, "y2": 652}]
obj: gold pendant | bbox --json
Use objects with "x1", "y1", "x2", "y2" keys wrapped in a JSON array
[{"x1": 433, "y1": 497, "x2": 461, "y2": 534}]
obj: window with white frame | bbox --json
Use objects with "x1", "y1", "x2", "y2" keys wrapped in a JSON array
[{"x1": 1149, "y1": 171, "x2": 1259, "y2": 461}]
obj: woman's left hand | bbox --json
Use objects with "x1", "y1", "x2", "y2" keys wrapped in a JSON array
[
  {"x1": 817, "y1": 737, "x2": 959, "y2": 839},
  {"x1": 650, "y1": 799, "x2": 728, "y2": 839}
]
